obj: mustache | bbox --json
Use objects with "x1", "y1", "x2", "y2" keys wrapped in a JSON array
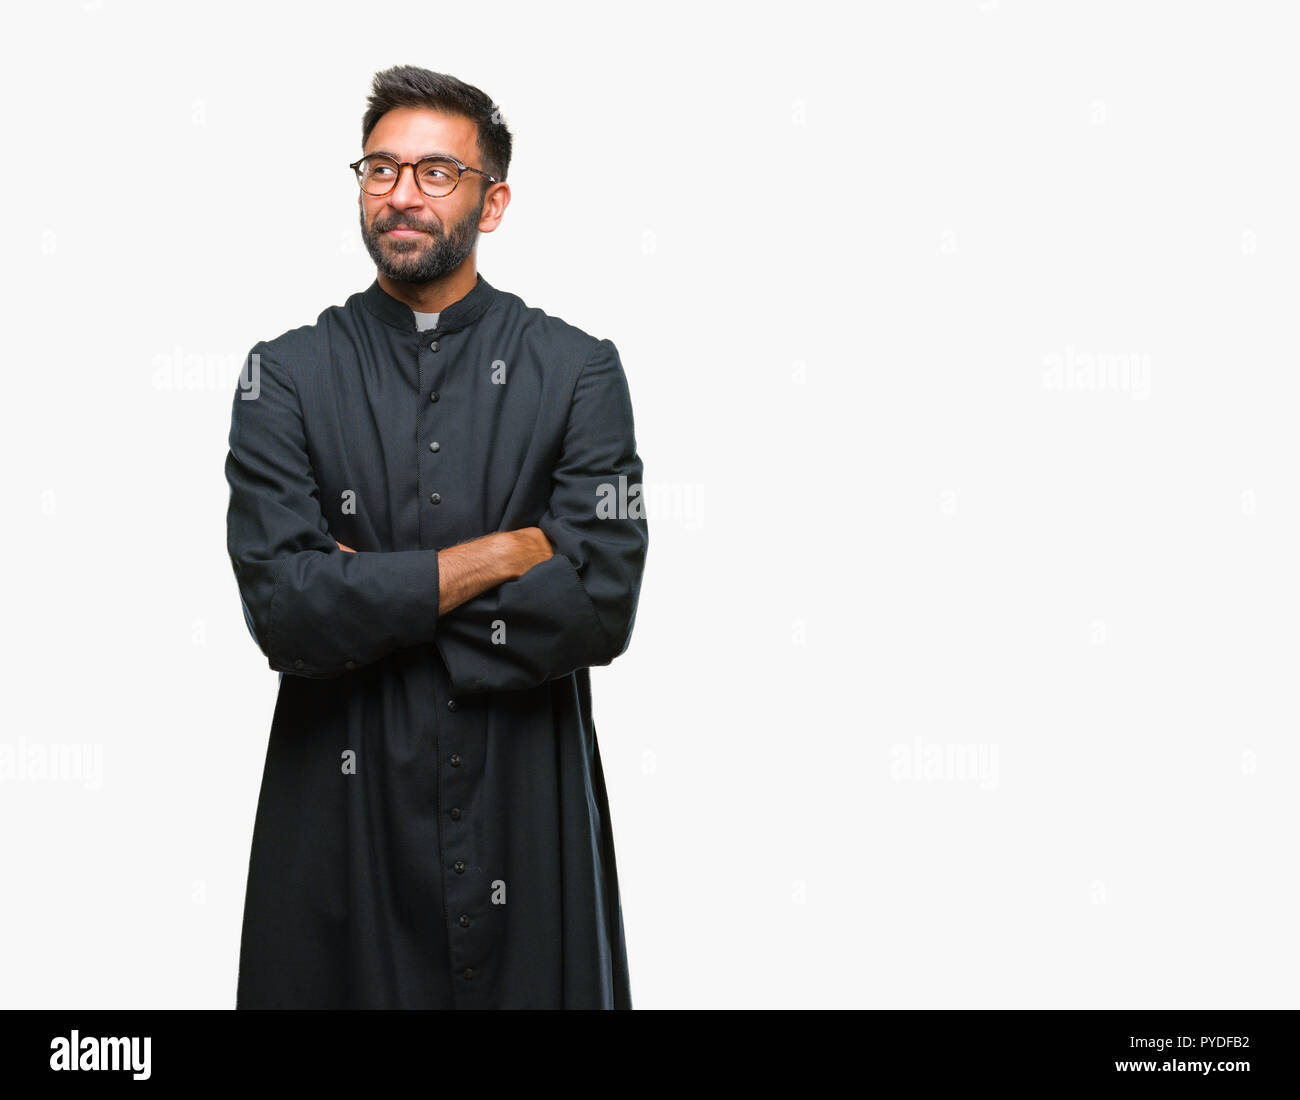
[{"x1": 376, "y1": 219, "x2": 439, "y2": 233}]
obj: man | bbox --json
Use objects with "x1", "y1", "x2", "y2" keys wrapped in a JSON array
[{"x1": 224, "y1": 66, "x2": 648, "y2": 1009}]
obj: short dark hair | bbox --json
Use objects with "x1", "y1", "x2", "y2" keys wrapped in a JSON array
[{"x1": 361, "y1": 66, "x2": 512, "y2": 182}]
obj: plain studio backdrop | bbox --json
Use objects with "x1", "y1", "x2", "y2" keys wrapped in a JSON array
[{"x1": 0, "y1": 0, "x2": 1296, "y2": 1009}]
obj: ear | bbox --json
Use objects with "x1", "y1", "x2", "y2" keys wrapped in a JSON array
[{"x1": 477, "y1": 182, "x2": 511, "y2": 234}]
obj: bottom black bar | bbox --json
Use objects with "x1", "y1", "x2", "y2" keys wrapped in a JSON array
[{"x1": 4, "y1": 1009, "x2": 1292, "y2": 1086}]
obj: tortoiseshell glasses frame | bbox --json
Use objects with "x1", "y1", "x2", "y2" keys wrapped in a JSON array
[{"x1": 349, "y1": 153, "x2": 499, "y2": 198}]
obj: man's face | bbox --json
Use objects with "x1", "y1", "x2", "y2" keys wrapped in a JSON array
[{"x1": 358, "y1": 107, "x2": 492, "y2": 283}]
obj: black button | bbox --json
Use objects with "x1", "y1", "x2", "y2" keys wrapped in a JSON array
[
  {"x1": 450, "y1": 753, "x2": 462, "y2": 767},
  {"x1": 458, "y1": 914, "x2": 470, "y2": 928},
  {"x1": 449, "y1": 807, "x2": 462, "y2": 820},
  {"x1": 448, "y1": 698, "x2": 458, "y2": 712},
  {"x1": 430, "y1": 390, "x2": 440, "y2": 402},
  {"x1": 344, "y1": 660, "x2": 355, "y2": 670},
  {"x1": 462, "y1": 968, "x2": 474, "y2": 980},
  {"x1": 430, "y1": 341, "x2": 439, "y2": 352},
  {"x1": 453, "y1": 860, "x2": 466, "y2": 874},
  {"x1": 293, "y1": 658, "x2": 304, "y2": 669},
  {"x1": 430, "y1": 492, "x2": 441, "y2": 505},
  {"x1": 429, "y1": 441, "x2": 440, "y2": 452}
]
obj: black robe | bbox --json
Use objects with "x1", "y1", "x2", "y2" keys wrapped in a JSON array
[{"x1": 223, "y1": 272, "x2": 647, "y2": 1008}]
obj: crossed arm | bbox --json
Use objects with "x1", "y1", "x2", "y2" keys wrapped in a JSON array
[
  {"x1": 335, "y1": 527, "x2": 555, "y2": 617},
  {"x1": 225, "y1": 337, "x2": 648, "y2": 689}
]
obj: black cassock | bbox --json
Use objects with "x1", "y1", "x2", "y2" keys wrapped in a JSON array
[{"x1": 223, "y1": 272, "x2": 647, "y2": 1009}]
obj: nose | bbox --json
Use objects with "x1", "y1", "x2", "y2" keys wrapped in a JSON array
[{"x1": 387, "y1": 162, "x2": 425, "y2": 205}]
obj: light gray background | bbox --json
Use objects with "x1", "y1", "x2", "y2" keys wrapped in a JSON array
[{"x1": 1, "y1": 0, "x2": 1295, "y2": 1008}]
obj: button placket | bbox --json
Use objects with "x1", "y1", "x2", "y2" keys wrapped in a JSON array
[
  {"x1": 425, "y1": 335, "x2": 442, "y2": 507},
  {"x1": 439, "y1": 673, "x2": 478, "y2": 996},
  {"x1": 423, "y1": 332, "x2": 482, "y2": 1001}
]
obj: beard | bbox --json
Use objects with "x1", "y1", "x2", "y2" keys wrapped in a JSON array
[{"x1": 360, "y1": 194, "x2": 483, "y2": 283}]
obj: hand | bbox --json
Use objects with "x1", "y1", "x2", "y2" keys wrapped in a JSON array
[
  {"x1": 506, "y1": 526, "x2": 553, "y2": 577},
  {"x1": 336, "y1": 539, "x2": 356, "y2": 553},
  {"x1": 437, "y1": 528, "x2": 553, "y2": 615}
]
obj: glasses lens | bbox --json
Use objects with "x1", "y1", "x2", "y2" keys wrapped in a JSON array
[
  {"x1": 416, "y1": 157, "x2": 459, "y2": 196},
  {"x1": 357, "y1": 155, "x2": 399, "y2": 195}
]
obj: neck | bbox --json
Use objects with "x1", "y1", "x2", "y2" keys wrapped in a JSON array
[{"x1": 377, "y1": 256, "x2": 477, "y2": 314}]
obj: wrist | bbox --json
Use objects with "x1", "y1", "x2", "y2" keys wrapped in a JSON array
[{"x1": 497, "y1": 530, "x2": 529, "y2": 581}]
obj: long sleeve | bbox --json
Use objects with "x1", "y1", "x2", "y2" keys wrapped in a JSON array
[
  {"x1": 434, "y1": 338, "x2": 649, "y2": 694},
  {"x1": 225, "y1": 343, "x2": 441, "y2": 678}
]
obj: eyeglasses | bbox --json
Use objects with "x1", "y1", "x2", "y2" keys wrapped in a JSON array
[{"x1": 349, "y1": 153, "x2": 498, "y2": 198}]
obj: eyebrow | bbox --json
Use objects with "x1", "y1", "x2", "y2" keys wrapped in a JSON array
[{"x1": 366, "y1": 149, "x2": 456, "y2": 161}]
